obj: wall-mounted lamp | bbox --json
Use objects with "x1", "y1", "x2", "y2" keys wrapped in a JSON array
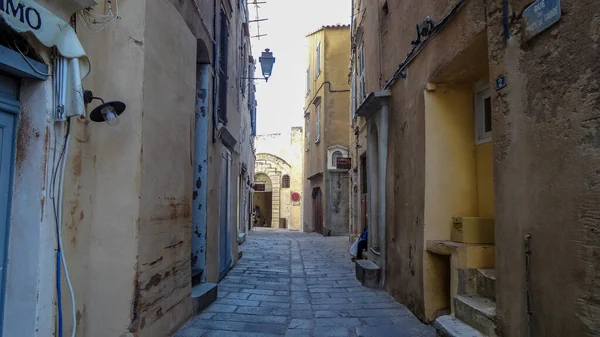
[
  {"x1": 242, "y1": 48, "x2": 276, "y2": 82},
  {"x1": 83, "y1": 90, "x2": 127, "y2": 126}
]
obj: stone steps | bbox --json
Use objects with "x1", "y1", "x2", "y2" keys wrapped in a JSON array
[
  {"x1": 191, "y1": 283, "x2": 218, "y2": 314},
  {"x1": 355, "y1": 259, "x2": 380, "y2": 288},
  {"x1": 458, "y1": 268, "x2": 496, "y2": 301},
  {"x1": 434, "y1": 315, "x2": 486, "y2": 337},
  {"x1": 454, "y1": 295, "x2": 498, "y2": 337}
]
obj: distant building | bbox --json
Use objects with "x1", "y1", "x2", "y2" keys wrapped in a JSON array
[
  {"x1": 253, "y1": 128, "x2": 304, "y2": 230},
  {"x1": 303, "y1": 25, "x2": 351, "y2": 236}
]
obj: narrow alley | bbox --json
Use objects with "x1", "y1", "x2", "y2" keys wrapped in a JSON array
[{"x1": 174, "y1": 229, "x2": 435, "y2": 337}]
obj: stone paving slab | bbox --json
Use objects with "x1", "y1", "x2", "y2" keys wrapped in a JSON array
[{"x1": 173, "y1": 229, "x2": 435, "y2": 337}]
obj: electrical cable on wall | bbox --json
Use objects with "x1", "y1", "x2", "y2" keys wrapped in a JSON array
[
  {"x1": 51, "y1": 120, "x2": 76, "y2": 337},
  {"x1": 51, "y1": 55, "x2": 77, "y2": 337},
  {"x1": 78, "y1": 0, "x2": 120, "y2": 33}
]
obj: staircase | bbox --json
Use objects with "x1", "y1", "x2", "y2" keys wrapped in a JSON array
[{"x1": 435, "y1": 268, "x2": 498, "y2": 337}]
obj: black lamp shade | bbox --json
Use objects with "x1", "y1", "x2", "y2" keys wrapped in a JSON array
[{"x1": 89, "y1": 101, "x2": 127, "y2": 123}]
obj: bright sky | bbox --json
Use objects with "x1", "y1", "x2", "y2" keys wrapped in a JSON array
[{"x1": 249, "y1": 0, "x2": 351, "y2": 135}]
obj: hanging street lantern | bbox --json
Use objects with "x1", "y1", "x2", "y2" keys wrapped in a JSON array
[
  {"x1": 258, "y1": 48, "x2": 275, "y2": 82},
  {"x1": 242, "y1": 48, "x2": 276, "y2": 82}
]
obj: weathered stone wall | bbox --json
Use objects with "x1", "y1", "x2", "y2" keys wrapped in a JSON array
[
  {"x1": 353, "y1": 0, "x2": 488, "y2": 321},
  {"x1": 327, "y1": 172, "x2": 350, "y2": 235},
  {"x1": 488, "y1": 0, "x2": 600, "y2": 336}
]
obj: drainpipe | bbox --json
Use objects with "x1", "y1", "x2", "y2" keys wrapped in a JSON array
[
  {"x1": 212, "y1": 0, "x2": 219, "y2": 143},
  {"x1": 503, "y1": 0, "x2": 510, "y2": 40}
]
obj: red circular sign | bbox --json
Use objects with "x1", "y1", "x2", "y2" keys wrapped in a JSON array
[{"x1": 291, "y1": 192, "x2": 301, "y2": 203}]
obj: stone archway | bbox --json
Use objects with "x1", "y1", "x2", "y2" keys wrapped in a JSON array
[{"x1": 254, "y1": 153, "x2": 291, "y2": 229}]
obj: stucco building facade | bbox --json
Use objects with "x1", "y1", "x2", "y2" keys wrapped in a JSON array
[
  {"x1": 253, "y1": 128, "x2": 303, "y2": 231},
  {"x1": 303, "y1": 25, "x2": 351, "y2": 236},
  {"x1": 0, "y1": 0, "x2": 257, "y2": 336},
  {"x1": 351, "y1": 0, "x2": 599, "y2": 336}
]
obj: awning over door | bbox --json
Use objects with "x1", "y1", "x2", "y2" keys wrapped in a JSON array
[
  {"x1": 1, "y1": 0, "x2": 91, "y2": 116},
  {"x1": 1, "y1": 0, "x2": 90, "y2": 76}
]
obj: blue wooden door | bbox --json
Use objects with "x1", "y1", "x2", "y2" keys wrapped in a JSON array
[
  {"x1": 0, "y1": 73, "x2": 19, "y2": 331},
  {"x1": 219, "y1": 149, "x2": 232, "y2": 280}
]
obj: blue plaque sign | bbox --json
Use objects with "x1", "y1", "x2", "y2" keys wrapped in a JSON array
[
  {"x1": 496, "y1": 76, "x2": 506, "y2": 90},
  {"x1": 523, "y1": 0, "x2": 561, "y2": 40}
]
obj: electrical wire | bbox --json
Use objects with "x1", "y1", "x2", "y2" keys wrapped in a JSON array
[
  {"x1": 50, "y1": 120, "x2": 76, "y2": 337},
  {"x1": 78, "y1": 0, "x2": 119, "y2": 33},
  {"x1": 383, "y1": 0, "x2": 468, "y2": 89},
  {"x1": 13, "y1": 41, "x2": 52, "y2": 76}
]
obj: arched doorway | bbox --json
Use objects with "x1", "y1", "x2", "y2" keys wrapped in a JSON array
[
  {"x1": 253, "y1": 153, "x2": 291, "y2": 229},
  {"x1": 253, "y1": 173, "x2": 272, "y2": 227}
]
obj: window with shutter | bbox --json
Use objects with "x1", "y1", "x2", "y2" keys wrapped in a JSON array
[
  {"x1": 305, "y1": 116, "x2": 310, "y2": 151},
  {"x1": 282, "y1": 175, "x2": 291, "y2": 188},
  {"x1": 315, "y1": 103, "x2": 321, "y2": 143},
  {"x1": 316, "y1": 42, "x2": 321, "y2": 77},
  {"x1": 218, "y1": 7, "x2": 229, "y2": 124},
  {"x1": 306, "y1": 67, "x2": 310, "y2": 96}
]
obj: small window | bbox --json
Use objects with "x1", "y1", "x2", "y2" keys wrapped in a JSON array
[
  {"x1": 316, "y1": 42, "x2": 321, "y2": 77},
  {"x1": 357, "y1": 43, "x2": 366, "y2": 103},
  {"x1": 315, "y1": 103, "x2": 321, "y2": 143},
  {"x1": 305, "y1": 117, "x2": 310, "y2": 151},
  {"x1": 306, "y1": 67, "x2": 310, "y2": 96},
  {"x1": 282, "y1": 175, "x2": 291, "y2": 188},
  {"x1": 475, "y1": 88, "x2": 492, "y2": 144},
  {"x1": 332, "y1": 151, "x2": 343, "y2": 167}
]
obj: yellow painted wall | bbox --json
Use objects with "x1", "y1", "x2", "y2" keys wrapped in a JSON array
[
  {"x1": 423, "y1": 85, "x2": 478, "y2": 320},
  {"x1": 423, "y1": 85, "x2": 478, "y2": 241},
  {"x1": 475, "y1": 142, "x2": 494, "y2": 218}
]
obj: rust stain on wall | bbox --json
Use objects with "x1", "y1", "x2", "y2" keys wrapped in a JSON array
[
  {"x1": 72, "y1": 152, "x2": 82, "y2": 177},
  {"x1": 151, "y1": 197, "x2": 192, "y2": 221},
  {"x1": 15, "y1": 113, "x2": 38, "y2": 175},
  {"x1": 41, "y1": 126, "x2": 49, "y2": 187},
  {"x1": 144, "y1": 273, "x2": 162, "y2": 291}
]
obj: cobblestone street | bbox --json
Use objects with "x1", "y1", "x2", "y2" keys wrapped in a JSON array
[{"x1": 174, "y1": 229, "x2": 435, "y2": 337}]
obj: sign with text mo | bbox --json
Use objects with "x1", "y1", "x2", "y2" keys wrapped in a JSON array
[
  {"x1": 1, "y1": 0, "x2": 42, "y2": 30},
  {"x1": 523, "y1": 0, "x2": 561, "y2": 40}
]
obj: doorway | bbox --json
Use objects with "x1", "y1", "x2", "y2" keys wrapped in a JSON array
[
  {"x1": 219, "y1": 149, "x2": 232, "y2": 280},
  {"x1": 312, "y1": 187, "x2": 323, "y2": 234},
  {"x1": 360, "y1": 154, "x2": 368, "y2": 232},
  {"x1": 252, "y1": 173, "x2": 273, "y2": 227},
  {"x1": 253, "y1": 191, "x2": 272, "y2": 227},
  {"x1": 0, "y1": 72, "x2": 18, "y2": 328}
]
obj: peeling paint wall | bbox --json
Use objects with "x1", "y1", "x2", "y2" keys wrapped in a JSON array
[
  {"x1": 2, "y1": 39, "x2": 55, "y2": 337},
  {"x1": 135, "y1": 0, "x2": 196, "y2": 334},
  {"x1": 191, "y1": 63, "x2": 210, "y2": 282}
]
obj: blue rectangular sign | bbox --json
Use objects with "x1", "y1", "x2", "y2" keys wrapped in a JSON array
[{"x1": 523, "y1": 0, "x2": 561, "y2": 40}]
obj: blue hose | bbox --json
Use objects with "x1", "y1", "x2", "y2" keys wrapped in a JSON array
[{"x1": 56, "y1": 251, "x2": 63, "y2": 337}]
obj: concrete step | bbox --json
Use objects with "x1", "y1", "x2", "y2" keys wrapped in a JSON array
[
  {"x1": 458, "y1": 268, "x2": 496, "y2": 301},
  {"x1": 434, "y1": 315, "x2": 486, "y2": 337},
  {"x1": 355, "y1": 259, "x2": 380, "y2": 288},
  {"x1": 191, "y1": 283, "x2": 218, "y2": 314},
  {"x1": 454, "y1": 295, "x2": 498, "y2": 337}
]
